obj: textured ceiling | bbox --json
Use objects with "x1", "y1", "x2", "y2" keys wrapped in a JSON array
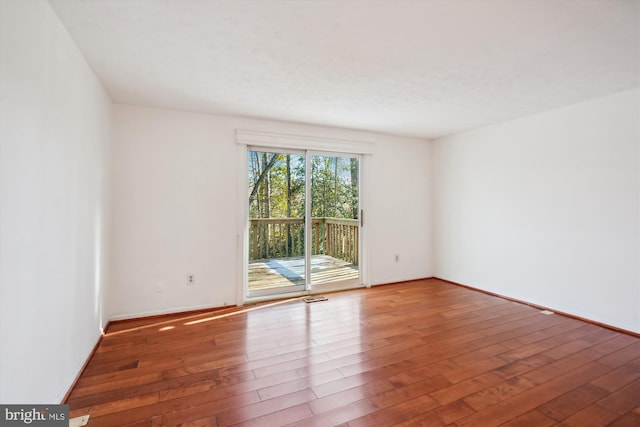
[{"x1": 49, "y1": 0, "x2": 639, "y2": 139}]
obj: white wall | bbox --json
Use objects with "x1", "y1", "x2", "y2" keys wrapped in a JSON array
[
  {"x1": 110, "y1": 104, "x2": 433, "y2": 318},
  {"x1": 0, "y1": 1, "x2": 112, "y2": 403},
  {"x1": 433, "y1": 89, "x2": 640, "y2": 333}
]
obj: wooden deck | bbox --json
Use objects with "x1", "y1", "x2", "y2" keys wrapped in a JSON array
[
  {"x1": 66, "y1": 279, "x2": 640, "y2": 426},
  {"x1": 248, "y1": 254, "x2": 359, "y2": 290}
]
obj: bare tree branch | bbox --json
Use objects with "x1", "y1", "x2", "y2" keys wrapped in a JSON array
[{"x1": 249, "y1": 153, "x2": 279, "y2": 205}]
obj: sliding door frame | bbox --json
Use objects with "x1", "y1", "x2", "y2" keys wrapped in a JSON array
[
  {"x1": 239, "y1": 146, "x2": 366, "y2": 302},
  {"x1": 306, "y1": 150, "x2": 363, "y2": 293},
  {"x1": 246, "y1": 147, "x2": 307, "y2": 299},
  {"x1": 235, "y1": 130, "x2": 374, "y2": 305}
]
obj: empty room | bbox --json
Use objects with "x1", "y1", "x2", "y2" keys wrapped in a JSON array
[{"x1": 1, "y1": 0, "x2": 639, "y2": 426}]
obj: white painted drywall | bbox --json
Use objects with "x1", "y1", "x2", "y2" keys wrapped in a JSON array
[
  {"x1": 0, "y1": 1, "x2": 112, "y2": 403},
  {"x1": 109, "y1": 104, "x2": 433, "y2": 318},
  {"x1": 367, "y1": 135, "x2": 434, "y2": 285},
  {"x1": 433, "y1": 89, "x2": 640, "y2": 333}
]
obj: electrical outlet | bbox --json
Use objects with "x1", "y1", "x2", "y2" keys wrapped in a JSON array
[
  {"x1": 69, "y1": 415, "x2": 90, "y2": 427},
  {"x1": 187, "y1": 274, "x2": 195, "y2": 285},
  {"x1": 394, "y1": 254, "x2": 399, "y2": 262}
]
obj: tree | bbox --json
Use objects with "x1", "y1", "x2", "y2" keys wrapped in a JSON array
[
  {"x1": 250, "y1": 152, "x2": 361, "y2": 220},
  {"x1": 249, "y1": 152, "x2": 279, "y2": 211},
  {"x1": 350, "y1": 158, "x2": 358, "y2": 219}
]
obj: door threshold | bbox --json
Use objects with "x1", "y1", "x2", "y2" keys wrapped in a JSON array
[
  {"x1": 244, "y1": 290, "x2": 310, "y2": 305},
  {"x1": 244, "y1": 282, "x2": 365, "y2": 305}
]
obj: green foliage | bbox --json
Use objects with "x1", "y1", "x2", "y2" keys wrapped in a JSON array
[
  {"x1": 310, "y1": 156, "x2": 358, "y2": 219},
  {"x1": 249, "y1": 151, "x2": 358, "y2": 220}
]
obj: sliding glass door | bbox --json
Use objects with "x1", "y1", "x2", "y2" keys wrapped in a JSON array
[
  {"x1": 309, "y1": 153, "x2": 360, "y2": 288},
  {"x1": 247, "y1": 149, "x2": 306, "y2": 296},
  {"x1": 247, "y1": 149, "x2": 361, "y2": 297}
]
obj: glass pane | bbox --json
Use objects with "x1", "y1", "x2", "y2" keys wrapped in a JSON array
[
  {"x1": 310, "y1": 155, "x2": 360, "y2": 286},
  {"x1": 247, "y1": 150, "x2": 306, "y2": 295}
]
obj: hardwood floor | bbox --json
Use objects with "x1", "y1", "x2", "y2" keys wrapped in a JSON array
[{"x1": 66, "y1": 279, "x2": 640, "y2": 426}]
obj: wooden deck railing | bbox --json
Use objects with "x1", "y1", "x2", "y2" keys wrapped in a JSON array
[{"x1": 249, "y1": 217, "x2": 358, "y2": 265}]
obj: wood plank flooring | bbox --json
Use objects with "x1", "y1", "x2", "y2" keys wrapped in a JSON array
[{"x1": 66, "y1": 279, "x2": 640, "y2": 426}]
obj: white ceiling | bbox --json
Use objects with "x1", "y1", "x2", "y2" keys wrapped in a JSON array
[{"x1": 49, "y1": 0, "x2": 639, "y2": 139}]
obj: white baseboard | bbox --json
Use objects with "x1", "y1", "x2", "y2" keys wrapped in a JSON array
[{"x1": 108, "y1": 302, "x2": 233, "y2": 321}]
